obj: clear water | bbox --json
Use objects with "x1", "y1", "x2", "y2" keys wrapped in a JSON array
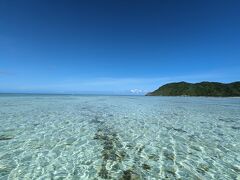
[{"x1": 0, "y1": 95, "x2": 240, "y2": 180}]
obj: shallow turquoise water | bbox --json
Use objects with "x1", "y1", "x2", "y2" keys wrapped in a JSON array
[{"x1": 0, "y1": 95, "x2": 240, "y2": 179}]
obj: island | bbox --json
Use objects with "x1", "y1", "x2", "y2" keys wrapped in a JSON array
[{"x1": 146, "y1": 81, "x2": 240, "y2": 97}]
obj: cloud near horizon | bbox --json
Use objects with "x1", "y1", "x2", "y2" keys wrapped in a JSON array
[
  {"x1": 130, "y1": 89, "x2": 146, "y2": 94},
  {"x1": 0, "y1": 70, "x2": 231, "y2": 94}
]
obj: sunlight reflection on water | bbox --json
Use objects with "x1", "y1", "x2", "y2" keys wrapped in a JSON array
[{"x1": 0, "y1": 95, "x2": 239, "y2": 179}]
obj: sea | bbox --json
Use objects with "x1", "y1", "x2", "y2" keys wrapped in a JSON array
[{"x1": 0, "y1": 94, "x2": 239, "y2": 179}]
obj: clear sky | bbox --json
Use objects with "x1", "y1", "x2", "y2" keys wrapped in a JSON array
[{"x1": 0, "y1": 0, "x2": 240, "y2": 94}]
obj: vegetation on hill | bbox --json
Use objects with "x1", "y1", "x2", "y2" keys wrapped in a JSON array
[{"x1": 146, "y1": 81, "x2": 240, "y2": 97}]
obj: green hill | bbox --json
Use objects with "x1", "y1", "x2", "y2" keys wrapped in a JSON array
[{"x1": 146, "y1": 81, "x2": 240, "y2": 97}]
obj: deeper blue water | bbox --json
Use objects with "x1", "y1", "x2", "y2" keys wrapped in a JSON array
[{"x1": 0, "y1": 95, "x2": 239, "y2": 179}]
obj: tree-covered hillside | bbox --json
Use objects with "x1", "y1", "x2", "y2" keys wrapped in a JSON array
[{"x1": 146, "y1": 81, "x2": 240, "y2": 97}]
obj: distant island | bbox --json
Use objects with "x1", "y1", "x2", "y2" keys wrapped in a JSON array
[{"x1": 146, "y1": 81, "x2": 240, "y2": 97}]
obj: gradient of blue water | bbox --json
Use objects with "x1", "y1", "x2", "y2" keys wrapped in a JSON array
[{"x1": 0, "y1": 95, "x2": 239, "y2": 179}]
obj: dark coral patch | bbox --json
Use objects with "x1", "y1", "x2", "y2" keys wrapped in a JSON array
[{"x1": 142, "y1": 164, "x2": 151, "y2": 171}]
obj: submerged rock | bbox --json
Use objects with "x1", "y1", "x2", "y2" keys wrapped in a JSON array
[
  {"x1": 142, "y1": 164, "x2": 151, "y2": 171},
  {"x1": 231, "y1": 126, "x2": 240, "y2": 130},
  {"x1": 164, "y1": 167, "x2": 177, "y2": 177},
  {"x1": 98, "y1": 165, "x2": 111, "y2": 179},
  {"x1": 172, "y1": 127, "x2": 187, "y2": 133},
  {"x1": 0, "y1": 163, "x2": 12, "y2": 177},
  {"x1": 163, "y1": 150, "x2": 175, "y2": 161},
  {"x1": 148, "y1": 154, "x2": 159, "y2": 161},
  {"x1": 219, "y1": 118, "x2": 237, "y2": 123},
  {"x1": 120, "y1": 169, "x2": 140, "y2": 180},
  {"x1": 231, "y1": 164, "x2": 240, "y2": 173},
  {"x1": 0, "y1": 135, "x2": 14, "y2": 141},
  {"x1": 94, "y1": 127, "x2": 127, "y2": 179},
  {"x1": 196, "y1": 163, "x2": 210, "y2": 174}
]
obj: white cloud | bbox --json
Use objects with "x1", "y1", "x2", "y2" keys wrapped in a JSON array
[{"x1": 130, "y1": 89, "x2": 146, "y2": 94}]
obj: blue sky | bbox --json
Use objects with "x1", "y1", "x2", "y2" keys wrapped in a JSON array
[{"x1": 0, "y1": 0, "x2": 240, "y2": 94}]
